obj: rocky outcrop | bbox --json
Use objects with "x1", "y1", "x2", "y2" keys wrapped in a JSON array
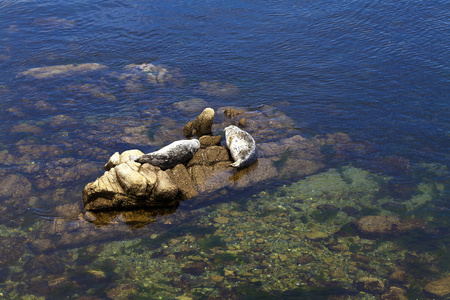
[
  {"x1": 184, "y1": 107, "x2": 215, "y2": 138},
  {"x1": 82, "y1": 107, "x2": 361, "y2": 211}
]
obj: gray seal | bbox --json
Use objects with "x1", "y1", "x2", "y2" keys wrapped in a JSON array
[
  {"x1": 225, "y1": 125, "x2": 258, "y2": 168},
  {"x1": 130, "y1": 139, "x2": 200, "y2": 170}
]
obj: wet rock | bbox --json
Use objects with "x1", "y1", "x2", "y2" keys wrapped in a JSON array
[
  {"x1": 0, "y1": 174, "x2": 32, "y2": 198},
  {"x1": 199, "y1": 135, "x2": 222, "y2": 148},
  {"x1": 192, "y1": 107, "x2": 215, "y2": 137},
  {"x1": 19, "y1": 63, "x2": 108, "y2": 79},
  {"x1": 68, "y1": 83, "x2": 116, "y2": 101},
  {"x1": 168, "y1": 164, "x2": 198, "y2": 200},
  {"x1": 17, "y1": 143, "x2": 63, "y2": 159},
  {"x1": 354, "y1": 216, "x2": 425, "y2": 235},
  {"x1": 389, "y1": 269, "x2": 408, "y2": 283},
  {"x1": 381, "y1": 287, "x2": 408, "y2": 300},
  {"x1": 121, "y1": 63, "x2": 183, "y2": 86},
  {"x1": 224, "y1": 108, "x2": 244, "y2": 118},
  {"x1": 183, "y1": 121, "x2": 194, "y2": 138},
  {"x1": 83, "y1": 107, "x2": 358, "y2": 211},
  {"x1": 11, "y1": 124, "x2": 43, "y2": 134},
  {"x1": 173, "y1": 98, "x2": 208, "y2": 113},
  {"x1": 115, "y1": 161, "x2": 148, "y2": 196},
  {"x1": 424, "y1": 275, "x2": 450, "y2": 298},
  {"x1": 153, "y1": 170, "x2": 179, "y2": 202},
  {"x1": 105, "y1": 150, "x2": 144, "y2": 171},
  {"x1": 106, "y1": 283, "x2": 138, "y2": 299},
  {"x1": 197, "y1": 81, "x2": 239, "y2": 97},
  {"x1": 355, "y1": 277, "x2": 385, "y2": 294},
  {"x1": 305, "y1": 231, "x2": 329, "y2": 240},
  {"x1": 182, "y1": 261, "x2": 208, "y2": 276}
]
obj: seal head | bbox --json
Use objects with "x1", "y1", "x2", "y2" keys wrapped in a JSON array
[
  {"x1": 224, "y1": 125, "x2": 257, "y2": 168},
  {"x1": 130, "y1": 139, "x2": 200, "y2": 170}
]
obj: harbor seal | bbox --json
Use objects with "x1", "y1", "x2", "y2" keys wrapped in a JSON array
[
  {"x1": 130, "y1": 139, "x2": 200, "y2": 170},
  {"x1": 225, "y1": 125, "x2": 258, "y2": 168}
]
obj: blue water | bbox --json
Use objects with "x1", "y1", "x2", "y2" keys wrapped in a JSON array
[{"x1": 0, "y1": 0, "x2": 449, "y2": 298}]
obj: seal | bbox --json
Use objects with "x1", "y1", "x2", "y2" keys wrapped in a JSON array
[
  {"x1": 224, "y1": 125, "x2": 258, "y2": 168},
  {"x1": 130, "y1": 139, "x2": 200, "y2": 170}
]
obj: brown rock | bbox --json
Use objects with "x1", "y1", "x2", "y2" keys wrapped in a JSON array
[
  {"x1": 214, "y1": 216, "x2": 229, "y2": 224},
  {"x1": 224, "y1": 108, "x2": 243, "y2": 118},
  {"x1": 0, "y1": 174, "x2": 32, "y2": 198},
  {"x1": 199, "y1": 135, "x2": 222, "y2": 148},
  {"x1": 138, "y1": 163, "x2": 159, "y2": 193},
  {"x1": 424, "y1": 275, "x2": 450, "y2": 298},
  {"x1": 153, "y1": 170, "x2": 179, "y2": 202},
  {"x1": 115, "y1": 161, "x2": 147, "y2": 196},
  {"x1": 183, "y1": 121, "x2": 194, "y2": 138},
  {"x1": 354, "y1": 216, "x2": 425, "y2": 235},
  {"x1": 192, "y1": 107, "x2": 215, "y2": 137},
  {"x1": 238, "y1": 118, "x2": 247, "y2": 127},
  {"x1": 168, "y1": 164, "x2": 198, "y2": 200},
  {"x1": 186, "y1": 146, "x2": 230, "y2": 167},
  {"x1": 355, "y1": 277, "x2": 385, "y2": 294},
  {"x1": 182, "y1": 261, "x2": 207, "y2": 276},
  {"x1": 11, "y1": 124, "x2": 43, "y2": 134},
  {"x1": 389, "y1": 269, "x2": 408, "y2": 283},
  {"x1": 381, "y1": 287, "x2": 408, "y2": 300}
]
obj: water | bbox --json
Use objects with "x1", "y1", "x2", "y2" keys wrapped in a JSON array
[{"x1": 0, "y1": 0, "x2": 449, "y2": 299}]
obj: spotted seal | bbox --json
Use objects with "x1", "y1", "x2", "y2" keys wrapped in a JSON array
[
  {"x1": 130, "y1": 139, "x2": 200, "y2": 170},
  {"x1": 225, "y1": 125, "x2": 258, "y2": 168}
]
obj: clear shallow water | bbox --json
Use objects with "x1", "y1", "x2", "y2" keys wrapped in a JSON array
[{"x1": 0, "y1": 0, "x2": 449, "y2": 299}]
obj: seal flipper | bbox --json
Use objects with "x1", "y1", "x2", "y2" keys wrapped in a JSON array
[{"x1": 230, "y1": 160, "x2": 242, "y2": 168}]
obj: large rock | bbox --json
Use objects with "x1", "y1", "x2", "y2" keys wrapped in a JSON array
[
  {"x1": 424, "y1": 275, "x2": 450, "y2": 298},
  {"x1": 354, "y1": 216, "x2": 425, "y2": 235},
  {"x1": 184, "y1": 107, "x2": 215, "y2": 137},
  {"x1": 82, "y1": 108, "x2": 363, "y2": 211}
]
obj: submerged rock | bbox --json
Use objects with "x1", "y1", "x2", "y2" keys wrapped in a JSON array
[
  {"x1": 354, "y1": 216, "x2": 425, "y2": 235},
  {"x1": 18, "y1": 63, "x2": 108, "y2": 79},
  {"x1": 424, "y1": 275, "x2": 450, "y2": 298}
]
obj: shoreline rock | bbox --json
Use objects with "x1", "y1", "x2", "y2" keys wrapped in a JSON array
[{"x1": 82, "y1": 107, "x2": 362, "y2": 211}]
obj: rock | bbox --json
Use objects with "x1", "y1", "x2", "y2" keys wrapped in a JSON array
[
  {"x1": 183, "y1": 121, "x2": 194, "y2": 138},
  {"x1": 224, "y1": 108, "x2": 244, "y2": 118},
  {"x1": 105, "y1": 150, "x2": 144, "y2": 171},
  {"x1": 214, "y1": 216, "x2": 229, "y2": 224},
  {"x1": 191, "y1": 107, "x2": 215, "y2": 137},
  {"x1": 355, "y1": 277, "x2": 385, "y2": 294},
  {"x1": 11, "y1": 124, "x2": 43, "y2": 134},
  {"x1": 115, "y1": 161, "x2": 148, "y2": 196},
  {"x1": 82, "y1": 107, "x2": 360, "y2": 211},
  {"x1": 167, "y1": 164, "x2": 198, "y2": 200},
  {"x1": 19, "y1": 63, "x2": 108, "y2": 79},
  {"x1": 389, "y1": 269, "x2": 408, "y2": 283},
  {"x1": 153, "y1": 170, "x2": 179, "y2": 202},
  {"x1": 0, "y1": 174, "x2": 32, "y2": 198},
  {"x1": 198, "y1": 81, "x2": 239, "y2": 97},
  {"x1": 105, "y1": 152, "x2": 120, "y2": 171},
  {"x1": 424, "y1": 275, "x2": 450, "y2": 298},
  {"x1": 381, "y1": 287, "x2": 408, "y2": 300},
  {"x1": 305, "y1": 231, "x2": 329, "y2": 240},
  {"x1": 199, "y1": 135, "x2": 222, "y2": 148},
  {"x1": 138, "y1": 164, "x2": 159, "y2": 193},
  {"x1": 182, "y1": 261, "x2": 207, "y2": 276},
  {"x1": 173, "y1": 98, "x2": 208, "y2": 113},
  {"x1": 354, "y1": 216, "x2": 425, "y2": 235},
  {"x1": 238, "y1": 118, "x2": 247, "y2": 127}
]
